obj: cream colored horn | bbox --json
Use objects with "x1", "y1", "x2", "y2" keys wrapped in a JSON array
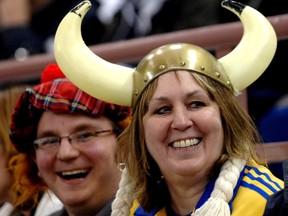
[
  {"x1": 54, "y1": 0, "x2": 134, "y2": 106},
  {"x1": 219, "y1": 1, "x2": 277, "y2": 94}
]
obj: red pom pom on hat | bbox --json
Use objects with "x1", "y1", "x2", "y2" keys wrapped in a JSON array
[{"x1": 40, "y1": 64, "x2": 66, "y2": 83}]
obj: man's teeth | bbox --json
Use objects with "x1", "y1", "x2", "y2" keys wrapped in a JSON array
[
  {"x1": 60, "y1": 169, "x2": 90, "y2": 179},
  {"x1": 172, "y1": 139, "x2": 200, "y2": 148},
  {"x1": 61, "y1": 169, "x2": 88, "y2": 176}
]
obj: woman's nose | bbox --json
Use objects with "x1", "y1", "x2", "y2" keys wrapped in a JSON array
[{"x1": 171, "y1": 107, "x2": 193, "y2": 130}]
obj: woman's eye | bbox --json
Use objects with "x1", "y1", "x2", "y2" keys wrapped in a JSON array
[
  {"x1": 154, "y1": 106, "x2": 171, "y2": 115},
  {"x1": 189, "y1": 101, "x2": 205, "y2": 108}
]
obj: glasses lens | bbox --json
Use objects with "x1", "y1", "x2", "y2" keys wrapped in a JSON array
[
  {"x1": 73, "y1": 130, "x2": 97, "y2": 143},
  {"x1": 34, "y1": 137, "x2": 60, "y2": 149}
]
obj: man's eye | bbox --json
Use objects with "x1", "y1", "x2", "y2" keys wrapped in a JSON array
[
  {"x1": 75, "y1": 131, "x2": 95, "y2": 141},
  {"x1": 40, "y1": 137, "x2": 59, "y2": 145}
]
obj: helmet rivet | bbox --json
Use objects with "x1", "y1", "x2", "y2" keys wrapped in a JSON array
[
  {"x1": 134, "y1": 89, "x2": 139, "y2": 96},
  {"x1": 180, "y1": 61, "x2": 185, "y2": 66},
  {"x1": 144, "y1": 74, "x2": 148, "y2": 82},
  {"x1": 159, "y1": 65, "x2": 166, "y2": 70},
  {"x1": 215, "y1": 72, "x2": 220, "y2": 77},
  {"x1": 200, "y1": 65, "x2": 205, "y2": 71}
]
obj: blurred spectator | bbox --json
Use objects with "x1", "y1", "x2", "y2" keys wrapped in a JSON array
[
  {"x1": 0, "y1": 0, "x2": 47, "y2": 60},
  {"x1": 258, "y1": 94, "x2": 288, "y2": 180},
  {"x1": 0, "y1": 0, "x2": 104, "y2": 60}
]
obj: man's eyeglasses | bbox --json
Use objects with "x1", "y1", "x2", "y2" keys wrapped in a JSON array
[{"x1": 33, "y1": 129, "x2": 117, "y2": 151}]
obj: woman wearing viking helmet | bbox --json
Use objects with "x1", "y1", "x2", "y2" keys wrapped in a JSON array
[{"x1": 54, "y1": 0, "x2": 283, "y2": 215}]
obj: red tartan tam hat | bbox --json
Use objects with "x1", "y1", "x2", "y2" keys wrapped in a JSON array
[{"x1": 10, "y1": 64, "x2": 131, "y2": 153}]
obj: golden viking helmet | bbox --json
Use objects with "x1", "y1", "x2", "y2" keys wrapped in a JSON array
[
  {"x1": 133, "y1": 43, "x2": 231, "y2": 106},
  {"x1": 54, "y1": 0, "x2": 277, "y2": 108}
]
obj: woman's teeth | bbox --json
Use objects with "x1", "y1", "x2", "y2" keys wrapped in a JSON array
[{"x1": 172, "y1": 139, "x2": 200, "y2": 148}]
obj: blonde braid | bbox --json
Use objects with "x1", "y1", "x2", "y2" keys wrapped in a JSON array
[
  {"x1": 192, "y1": 157, "x2": 246, "y2": 216},
  {"x1": 111, "y1": 166, "x2": 133, "y2": 216}
]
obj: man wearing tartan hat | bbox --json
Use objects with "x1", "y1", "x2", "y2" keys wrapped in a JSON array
[{"x1": 9, "y1": 64, "x2": 131, "y2": 216}]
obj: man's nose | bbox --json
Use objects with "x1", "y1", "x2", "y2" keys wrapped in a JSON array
[{"x1": 56, "y1": 137, "x2": 80, "y2": 160}]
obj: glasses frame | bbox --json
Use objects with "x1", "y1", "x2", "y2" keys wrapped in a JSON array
[{"x1": 33, "y1": 129, "x2": 118, "y2": 151}]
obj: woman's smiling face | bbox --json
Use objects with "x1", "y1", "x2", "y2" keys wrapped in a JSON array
[{"x1": 143, "y1": 71, "x2": 224, "y2": 180}]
